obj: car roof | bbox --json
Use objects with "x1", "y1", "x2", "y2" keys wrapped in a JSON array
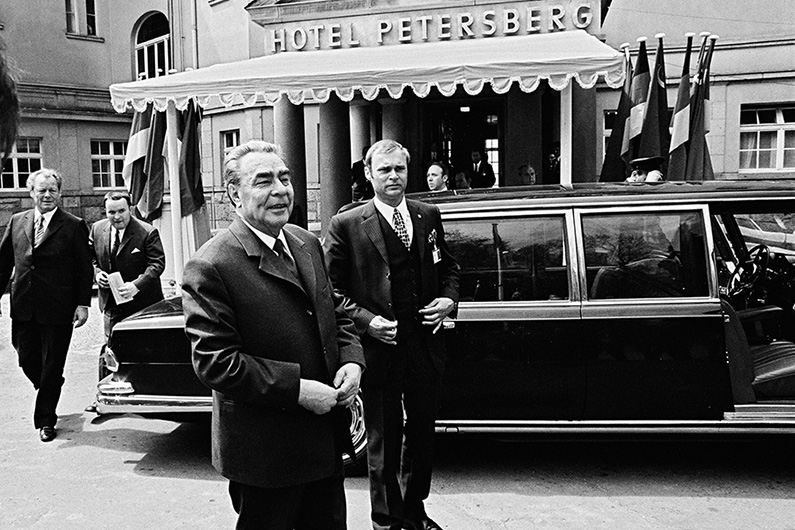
[{"x1": 408, "y1": 180, "x2": 795, "y2": 212}]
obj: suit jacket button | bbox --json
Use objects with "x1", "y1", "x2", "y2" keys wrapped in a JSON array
[{"x1": 306, "y1": 309, "x2": 313, "y2": 316}]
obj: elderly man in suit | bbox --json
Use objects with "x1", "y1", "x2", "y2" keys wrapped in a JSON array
[
  {"x1": 90, "y1": 190, "x2": 165, "y2": 340},
  {"x1": 0, "y1": 168, "x2": 93, "y2": 442},
  {"x1": 325, "y1": 139, "x2": 459, "y2": 530},
  {"x1": 182, "y1": 140, "x2": 364, "y2": 529}
]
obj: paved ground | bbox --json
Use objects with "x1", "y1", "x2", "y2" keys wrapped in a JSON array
[{"x1": 2, "y1": 294, "x2": 795, "y2": 529}]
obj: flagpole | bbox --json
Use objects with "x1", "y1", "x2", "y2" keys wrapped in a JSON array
[{"x1": 165, "y1": 100, "x2": 184, "y2": 287}]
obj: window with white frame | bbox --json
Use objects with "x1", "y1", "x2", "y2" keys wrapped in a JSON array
[
  {"x1": 91, "y1": 140, "x2": 127, "y2": 189},
  {"x1": 221, "y1": 129, "x2": 240, "y2": 173},
  {"x1": 1, "y1": 138, "x2": 43, "y2": 190},
  {"x1": 740, "y1": 106, "x2": 795, "y2": 171},
  {"x1": 135, "y1": 13, "x2": 171, "y2": 80},
  {"x1": 65, "y1": 0, "x2": 97, "y2": 37},
  {"x1": 485, "y1": 136, "x2": 499, "y2": 186}
]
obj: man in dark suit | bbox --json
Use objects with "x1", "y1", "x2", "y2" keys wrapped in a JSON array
[
  {"x1": 0, "y1": 168, "x2": 93, "y2": 442},
  {"x1": 470, "y1": 149, "x2": 495, "y2": 188},
  {"x1": 90, "y1": 190, "x2": 165, "y2": 341},
  {"x1": 325, "y1": 139, "x2": 459, "y2": 530},
  {"x1": 352, "y1": 145, "x2": 374, "y2": 202},
  {"x1": 182, "y1": 140, "x2": 364, "y2": 529}
]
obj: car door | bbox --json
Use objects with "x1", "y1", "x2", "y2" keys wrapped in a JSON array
[
  {"x1": 438, "y1": 209, "x2": 586, "y2": 422},
  {"x1": 576, "y1": 205, "x2": 733, "y2": 420}
]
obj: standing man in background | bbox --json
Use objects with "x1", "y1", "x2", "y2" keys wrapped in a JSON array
[
  {"x1": 325, "y1": 139, "x2": 459, "y2": 530},
  {"x1": 352, "y1": 145, "x2": 374, "y2": 202},
  {"x1": 470, "y1": 149, "x2": 495, "y2": 188},
  {"x1": 183, "y1": 140, "x2": 364, "y2": 529},
  {"x1": 0, "y1": 168, "x2": 93, "y2": 442},
  {"x1": 90, "y1": 190, "x2": 165, "y2": 342}
]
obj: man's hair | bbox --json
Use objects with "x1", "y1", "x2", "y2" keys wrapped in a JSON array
[
  {"x1": 365, "y1": 139, "x2": 410, "y2": 169},
  {"x1": 103, "y1": 190, "x2": 132, "y2": 208},
  {"x1": 223, "y1": 140, "x2": 286, "y2": 188},
  {"x1": 428, "y1": 161, "x2": 449, "y2": 176},
  {"x1": 27, "y1": 168, "x2": 63, "y2": 192}
]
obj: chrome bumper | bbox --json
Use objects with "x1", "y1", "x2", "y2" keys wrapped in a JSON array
[{"x1": 95, "y1": 393, "x2": 211, "y2": 415}]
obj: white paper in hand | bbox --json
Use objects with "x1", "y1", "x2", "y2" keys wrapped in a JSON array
[{"x1": 108, "y1": 272, "x2": 133, "y2": 305}]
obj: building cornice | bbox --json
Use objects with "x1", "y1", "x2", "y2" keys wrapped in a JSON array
[{"x1": 17, "y1": 83, "x2": 122, "y2": 119}]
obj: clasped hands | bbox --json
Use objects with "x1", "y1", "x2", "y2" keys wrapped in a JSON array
[
  {"x1": 298, "y1": 362, "x2": 362, "y2": 415},
  {"x1": 367, "y1": 297, "x2": 456, "y2": 345}
]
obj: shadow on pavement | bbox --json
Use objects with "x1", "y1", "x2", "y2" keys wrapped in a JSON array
[{"x1": 53, "y1": 412, "x2": 222, "y2": 481}]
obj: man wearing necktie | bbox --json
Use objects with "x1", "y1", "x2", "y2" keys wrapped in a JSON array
[
  {"x1": 325, "y1": 139, "x2": 459, "y2": 530},
  {"x1": 0, "y1": 168, "x2": 93, "y2": 442},
  {"x1": 89, "y1": 190, "x2": 165, "y2": 343},
  {"x1": 469, "y1": 149, "x2": 495, "y2": 189},
  {"x1": 182, "y1": 140, "x2": 364, "y2": 529}
]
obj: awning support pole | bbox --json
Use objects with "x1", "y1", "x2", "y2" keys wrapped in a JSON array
[
  {"x1": 165, "y1": 101, "x2": 184, "y2": 287},
  {"x1": 560, "y1": 83, "x2": 573, "y2": 189}
]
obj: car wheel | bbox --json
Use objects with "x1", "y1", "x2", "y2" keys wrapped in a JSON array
[{"x1": 343, "y1": 392, "x2": 367, "y2": 476}]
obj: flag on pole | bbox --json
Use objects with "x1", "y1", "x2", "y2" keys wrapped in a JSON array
[
  {"x1": 686, "y1": 34, "x2": 717, "y2": 181},
  {"x1": 621, "y1": 37, "x2": 650, "y2": 164},
  {"x1": 123, "y1": 103, "x2": 166, "y2": 221},
  {"x1": 600, "y1": 43, "x2": 633, "y2": 182},
  {"x1": 667, "y1": 33, "x2": 695, "y2": 181},
  {"x1": 177, "y1": 101, "x2": 204, "y2": 217},
  {"x1": 121, "y1": 105, "x2": 152, "y2": 192},
  {"x1": 637, "y1": 34, "x2": 670, "y2": 167}
]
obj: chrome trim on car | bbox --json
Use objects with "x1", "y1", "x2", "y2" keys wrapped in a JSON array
[
  {"x1": 95, "y1": 394, "x2": 212, "y2": 415},
  {"x1": 434, "y1": 416, "x2": 795, "y2": 435},
  {"x1": 112, "y1": 313, "x2": 185, "y2": 332}
]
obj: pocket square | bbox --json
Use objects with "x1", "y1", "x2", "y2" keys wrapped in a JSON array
[{"x1": 131, "y1": 248, "x2": 141, "y2": 254}]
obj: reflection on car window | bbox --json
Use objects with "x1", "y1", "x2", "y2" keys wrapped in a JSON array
[
  {"x1": 446, "y1": 217, "x2": 569, "y2": 302},
  {"x1": 583, "y1": 211, "x2": 709, "y2": 299},
  {"x1": 736, "y1": 213, "x2": 795, "y2": 257}
]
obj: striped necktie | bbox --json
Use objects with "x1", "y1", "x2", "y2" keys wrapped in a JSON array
[{"x1": 34, "y1": 216, "x2": 45, "y2": 248}]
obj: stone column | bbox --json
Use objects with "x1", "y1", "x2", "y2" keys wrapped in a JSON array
[
  {"x1": 319, "y1": 93, "x2": 351, "y2": 231},
  {"x1": 350, "y1": 101, "x2": 370, "y2": 162},
  {"x1": 274, "y1": 98, "x2": 307, "y2": 228}
]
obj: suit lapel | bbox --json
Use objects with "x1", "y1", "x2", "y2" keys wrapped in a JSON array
[
  {"x1": 284, "y1": 228, "x2": 315, "y2": 299},
  {"x1": 407, "y1": 200, "x2": 426, "y2": 265},
  {"x1": 117, "y1": 218, "x2": 140, "y2": 256},
  {"x1": 362, "y1": 201, "x2": 389, "y2": 266},
  {"x1": 229, "y1": 219, "x2": 304, "y2": 291},
  {"x1": 98, "y1": 221, "x2": 112, "y2": 268},
  {"x1": 40, "y1": 208, "x2": 65, "y2": 246},
  {"x1": 22, "y1": 210, "x2": 34, "y2": 248}
]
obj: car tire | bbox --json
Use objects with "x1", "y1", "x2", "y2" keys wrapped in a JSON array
[{"x1": 343, "y1": 392, "x2": 368, "y2": 476}]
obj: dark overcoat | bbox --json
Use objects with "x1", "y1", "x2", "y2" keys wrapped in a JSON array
[{"x1": 182, "y1": 219, "x2": 364, "y2": 488}]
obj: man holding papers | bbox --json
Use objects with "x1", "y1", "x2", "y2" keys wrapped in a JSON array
[{"x1": 90, "y1": 190, "x2": 166, "y2": 341}]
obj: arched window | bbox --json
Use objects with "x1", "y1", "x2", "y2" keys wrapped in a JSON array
[{"x1": 135, "y1": 13, "x2": 170, "y2": 81}]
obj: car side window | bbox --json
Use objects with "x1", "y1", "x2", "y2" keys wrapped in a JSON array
[
  {"x1": 446, "y1": 216, "x2": 569, "y2": 302},
  {"x1": 583, "y1": 211, "x2": 709, "y2": 299}
]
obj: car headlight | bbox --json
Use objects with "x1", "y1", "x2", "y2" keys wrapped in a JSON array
[
  {"x1": 103, "y1": 346, "x2": 119, "y2": 373},
  {"x1": 98, "y1": 380, "x2": 135, "y2": 395}
]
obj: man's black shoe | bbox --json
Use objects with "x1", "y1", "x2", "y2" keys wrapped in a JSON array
[{"x1": 39, "y1": 426, "x2": 56, "y2": 442}]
